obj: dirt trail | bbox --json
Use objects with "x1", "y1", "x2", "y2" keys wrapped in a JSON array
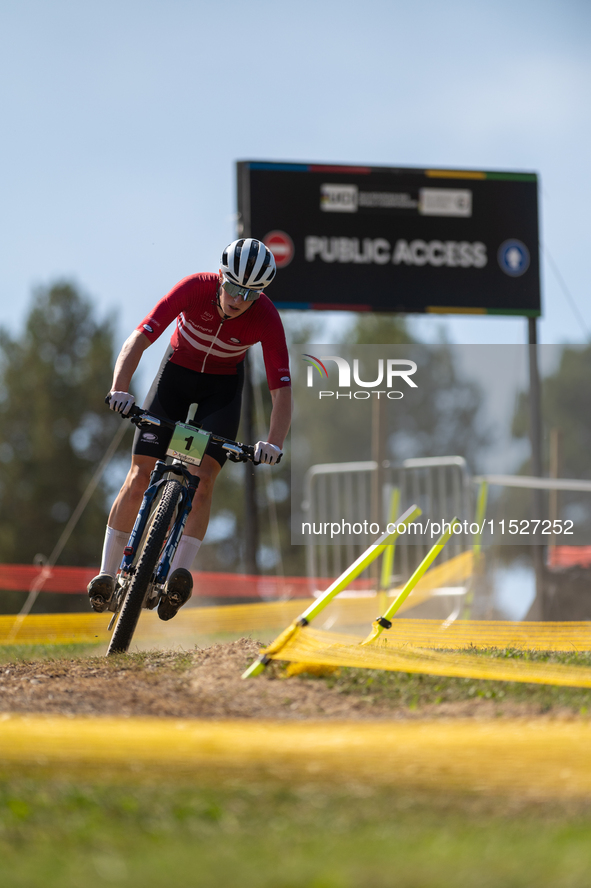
[
  {"x1": 0, "y1": 638, "x2": 578, "y2": 721},
  {"x1": 0, "y1": 639, "x2": 383, "y2": 720}
]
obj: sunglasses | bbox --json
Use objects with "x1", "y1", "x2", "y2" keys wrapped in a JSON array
[{"x1": 222, "y1": 279, "x2": 262, "y2": 302}]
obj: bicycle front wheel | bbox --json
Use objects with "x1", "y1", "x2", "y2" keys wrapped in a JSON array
[{"x1": 107, "y1": 479, "x2": 183, "y2": 655}]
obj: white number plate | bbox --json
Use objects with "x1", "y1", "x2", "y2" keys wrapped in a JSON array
[{"x1": 166, "y1": 423, "x2": 211, "y2": 466}]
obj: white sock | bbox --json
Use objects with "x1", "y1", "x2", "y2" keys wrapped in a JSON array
[
  {"x1": 170, "y1": 535, "x2": 202, "y2": 573},
  {"x1": 100, "y1": 526, "x2": 130, "y2": 578}
]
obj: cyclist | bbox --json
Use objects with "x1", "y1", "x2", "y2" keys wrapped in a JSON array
[{"x1": 87, "y1": 238, "x2": 292, "y2": 620}]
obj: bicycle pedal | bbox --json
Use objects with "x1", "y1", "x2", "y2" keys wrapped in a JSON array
[
  {"x1": 157, "y1": 592, "x2": 184, "y2": 621},
  {"x1": 157, "y1": 568, "x2": 193, "y2": 621},
  {"x1": 90, "y1": 595, "x2": 108, "y2": 613}
]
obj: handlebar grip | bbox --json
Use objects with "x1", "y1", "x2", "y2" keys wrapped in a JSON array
[
  {"x1": 251, "y1": 450, "x2": 282, "y2": 466},
  {"x1": 104, "y1": 394, "x2": 143, "y2": 418}
]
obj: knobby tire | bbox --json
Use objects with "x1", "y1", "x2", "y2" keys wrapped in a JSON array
[{"x1": 107, "y1": 479, "x2": 183, "y2": 655}]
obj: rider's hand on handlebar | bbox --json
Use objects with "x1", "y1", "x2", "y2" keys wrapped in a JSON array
[
  {"x1": 254, "y1": 441, "x2": 282, "y2": 465},
  {"x1": 107, "y1": 391, "x2": 136, "y2": 416}
]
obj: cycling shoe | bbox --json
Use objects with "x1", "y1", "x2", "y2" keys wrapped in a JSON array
[
  {"x1": 87, "y1": 573, "x2": 115, "y2": 613},
  {"x1": 158, "y1": 568, "x2": 193, "y2": 621}
]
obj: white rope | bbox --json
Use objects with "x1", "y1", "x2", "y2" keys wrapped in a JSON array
[
  {"x1": 543, "y1": 245, "x2": 590, "y2": 340},
  {"x1": 8, "y1": 420, "x2": 129, "y2": 640}
]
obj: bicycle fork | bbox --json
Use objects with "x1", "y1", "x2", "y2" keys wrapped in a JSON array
[{"x1": 154, "y1": 473, "x2": 200, "y2": 586}]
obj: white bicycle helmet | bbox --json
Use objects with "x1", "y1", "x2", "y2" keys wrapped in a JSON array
[{"x1": 221, "y1": 238, "x2": 276, "y2": 291}]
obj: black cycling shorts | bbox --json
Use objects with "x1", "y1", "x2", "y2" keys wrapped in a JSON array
[{"x1": 132, "y1": 348, "x2": 244, "y2": 467}]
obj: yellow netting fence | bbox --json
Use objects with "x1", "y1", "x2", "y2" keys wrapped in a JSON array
[
  {"x1": 1, "y1": 714, "x2": 591, "y2": 798},
  {"x1": 3, "y1": 604, "x2": 591, "y2": 653},
  {"x1": 0, "y1": 602, "x2": 311, "y2": 646},
  {"x1": 0, "y1": 548, "x2": 473, "y2": 646},
  {"x1": 375, "y1": 619, "x2": 591, "y2": 650},
  {"x1": 262, "y1": 624, "x2": 591, "y2": 687},
  {"x1": 4, "y1": 538, "x2": 591, "y2": 690}
]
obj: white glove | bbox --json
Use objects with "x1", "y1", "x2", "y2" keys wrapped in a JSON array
[
  {"x1": 254, "y1": 441, "x2": 282, "y2": 465},
  {"x1": 108, "y1": 391, "x2": 135, "y2": 415}
]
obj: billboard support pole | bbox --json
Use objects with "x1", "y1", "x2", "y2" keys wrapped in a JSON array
[{"x1": 527, "y1": 317, "x2": 546, "y2": 618}]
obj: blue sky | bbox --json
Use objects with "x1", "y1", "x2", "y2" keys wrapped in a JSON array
[{"x1": 1, "y1": 0, "x2": 590, "y2": 393}]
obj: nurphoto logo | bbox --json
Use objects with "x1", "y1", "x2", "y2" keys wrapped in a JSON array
[{"x1": 302, "y1": 353, "x2": 417, "y2": 400}]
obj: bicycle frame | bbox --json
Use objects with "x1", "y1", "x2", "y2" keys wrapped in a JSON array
[
  {"x1": 118, "y1": 459, "x2": 199, "y2": 586},
  {"x1": 105, "y1": 403, "x2": 277, "y2": 619}
]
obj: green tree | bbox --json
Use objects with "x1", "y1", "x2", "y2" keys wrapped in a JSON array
[
  {"x1": 0, "y1": 282, "x2": 131, "y2": 567},
  {"x1": 507, "y1": 344, "x2": 591, "y2": 547},
  {"x1": 513, "y1": 344, "x2": 591, "y2": 479}
]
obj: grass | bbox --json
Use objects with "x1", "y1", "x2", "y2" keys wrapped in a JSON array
[
  {"x1": 2, "y1": 773, "x2": 591, "y2": 887},
  {"x1": 0, "y1": 643, "x2": 101, "y2": 663},
  {"x1": 300, "y1": 647, "x2": 591, "y2": 714}
]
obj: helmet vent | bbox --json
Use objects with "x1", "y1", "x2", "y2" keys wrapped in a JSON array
[
  {"x1": 233, "y1": 239, "x2": 245, "y2": 278},
  {"x1": 243, "y1": 241, "x2": 260, "y2": 282}
]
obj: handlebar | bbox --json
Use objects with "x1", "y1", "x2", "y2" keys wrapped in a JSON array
[{"x1": 106, "y1": 398, "x2": 280, "y2": 465}]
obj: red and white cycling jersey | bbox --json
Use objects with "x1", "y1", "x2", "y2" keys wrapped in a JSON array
[{"x1": 136, "y1": 272, "x2": 291, "y2": 389}]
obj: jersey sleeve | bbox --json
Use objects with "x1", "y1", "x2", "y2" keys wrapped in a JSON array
[
  {"x1": 260, "y1": 306, "x2": 291, "y2": 390},
  {"x1": 135, "y1": 275, "x2": 202, "y2": 344}
]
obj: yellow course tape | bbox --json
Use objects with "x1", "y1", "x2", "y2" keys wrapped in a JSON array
[
  {"x1": 0, "y1": 602, "x2": 314, "y2": 646},
  {"x1": 264, "y1": 625, "x2": 591, "y2": 688},
  {"x1": 381, "y1": 619, "x2": 591, "y2": 651},
  {"x1": 1, "y1": 715, "x2": 591, "y2": 798},
  {"x1": 1, "y1": 605, "x2": 591, "y2": 653},
  {"x1": 0, "y1": 551, "x2": 474, "y2": 647}
]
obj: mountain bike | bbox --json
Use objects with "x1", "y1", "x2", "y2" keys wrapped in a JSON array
[{"x1": 102, "y1": 403, "x2": 270, "y2": 656}]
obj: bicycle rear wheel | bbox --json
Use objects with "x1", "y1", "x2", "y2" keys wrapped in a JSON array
[{"x1": 107, "y1": 479, "x2": 183, "y2": 655}]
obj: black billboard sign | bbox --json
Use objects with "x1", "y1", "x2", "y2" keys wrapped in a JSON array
[{"x1": 237, "y1": 161, "x2": 540, "y2": 316}]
